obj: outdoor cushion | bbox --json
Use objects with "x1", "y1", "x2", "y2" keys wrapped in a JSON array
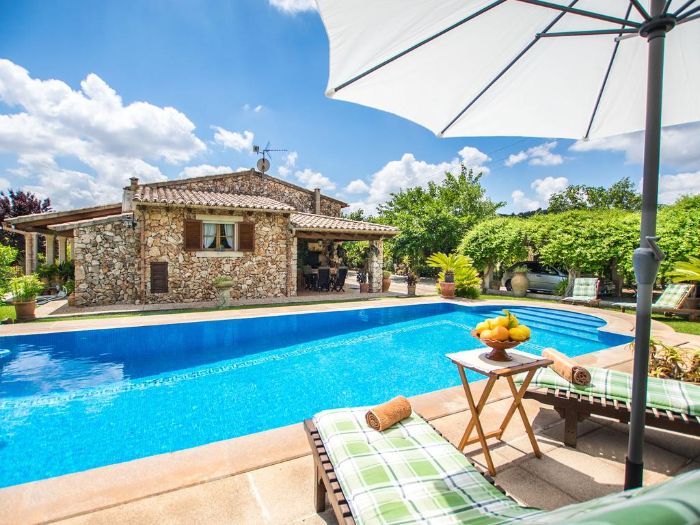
[
  {"x1": 515, "y1": 367, "x2": 700, "y2": 417},
  {"x1": 654, "y1": 283, "x2": 693, "y2": 309},
  {"x1": 519, "y1": 468, "x2": 700, "y2": 525},
  {"x1": 313, "y1": 408, "x2": 539, "y2": 525},
  {"x1": 565, "y1": 278, "x2": 598, "y2": 301}
]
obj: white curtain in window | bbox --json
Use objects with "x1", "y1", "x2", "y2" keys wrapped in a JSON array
[
  {"x1": 203, "y1": 223, "x2": 216, "y2": 249},
  {"x1": 223, "y1": 224, "x2": 234, "y2": 249}
]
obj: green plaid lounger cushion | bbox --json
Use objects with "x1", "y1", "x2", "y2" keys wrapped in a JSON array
[
  {"x1": 313, "y1": 408, "x2": 540, "y2": 525},
  {"x1": 520, "y1": 468, "x2": 700, "y2": 524},
  {"x1": 564, "y1": 278, "x2": 598, "y2": 302},
  {"x1": 514, "y1": 367, "x2": 700, "y2": 417},
  {"x1": 654, "y1": 283, "x2": 693, "y2": 309}
]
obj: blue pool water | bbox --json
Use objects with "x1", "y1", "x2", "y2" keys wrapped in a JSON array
[{"x1": 0, "y1": 303, "x2": 631, "y2": 487}]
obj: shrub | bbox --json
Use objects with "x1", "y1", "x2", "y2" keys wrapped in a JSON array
[
  {"x1": 432, "y1": 253, "x2": 481, "y2": 298},
  {"x1": 0, "y1": 244, "x2": 18, "y2": 295},
  {"x1": 554, "y1": 278, "x2": 568, "y2": 296},
  {"x1": 10, "y1": 274, "x2": 45, "y2": 302}
]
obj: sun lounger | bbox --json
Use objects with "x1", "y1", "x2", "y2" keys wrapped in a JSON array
[
  {"x1": 306, "y1": 408, "x2": 700, "y2": 525},
  {"x1": 614, "y1": 283, "x2": 698, "y2": 321},
  {"x1": 561, "y1": 277, "x2": 600, "y2": 307},
  {"x1": 517, "y1": 367, "x2": 700, "y2": 447},
  {"x1": 34, "y1": 286, "x2": 68, "y2": 306}
]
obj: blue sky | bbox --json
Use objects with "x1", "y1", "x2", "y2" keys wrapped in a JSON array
[{"x1": 0, "y1": 0, "x2": 698, "y2": 213}]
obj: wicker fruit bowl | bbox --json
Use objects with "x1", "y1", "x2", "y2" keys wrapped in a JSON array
[{"x1": 470, "y1": 330, "x2": 528, "y2": 362}]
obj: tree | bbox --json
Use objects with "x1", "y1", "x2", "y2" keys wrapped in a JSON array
[
  {"x1": 0, "y1": 189, "x2": 52, "y2": 249},
  {"x1": 377, "y1": 165, "x2": 504, "y2": 271},
  {"x1": 657, "y1": 194, "x2": 700, "y2": 283},
  {"x1": 0, "y1": 244, "x2": 18, "y2": 294},
  {"x1": 458, "y1": 216, "x2": 529, "y2": 290},
  {"x1": 547, "y1": 177, "x2": 642, "y2": 212}
]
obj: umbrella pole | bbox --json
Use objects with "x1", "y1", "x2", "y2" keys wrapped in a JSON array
[{"x1": 625, "y1": 0, "x2": 670, "y2": 490}]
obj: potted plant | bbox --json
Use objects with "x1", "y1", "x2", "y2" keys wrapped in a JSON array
[
  {"x1": 10, "y1": 274, "x2": 44, "y2": 321},
  {"x1": 213, "y1": 276, "x2": 234, "y2": 307},
  {"x1": 357, "y1": 270, "x2": 369, "y2": 293},
  {"x1": 65, "y1": 279, "x2": 76, "y2": 306},
  {"x1": 426, "y1": 252, "x2": 468, "y2": 298},
  {"x1": 406, "y1": 272, "x2": 418, "y2": 297},
  {"x1": 382, "y1": 270, "x2": 392, "y2": 292},
  {"x1": 510, "y1": 265, "x2": 530, "y2": 297}
]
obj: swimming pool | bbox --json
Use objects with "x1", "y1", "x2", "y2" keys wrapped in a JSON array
[{"x1": 0, "y1": 303, "x2": 631, "y2": 487}]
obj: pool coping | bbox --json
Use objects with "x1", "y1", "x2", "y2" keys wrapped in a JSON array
[{"x1": 0, "y1": 299, "x2": 685, "y2": 524}]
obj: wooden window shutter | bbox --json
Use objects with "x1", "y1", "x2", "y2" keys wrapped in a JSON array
[
  {"x1": 150, "y1": 262, "x2": 168, "y2": 293},
  {"x1": 239, "y1": 223, "x2": 255, "y2": 252},
  {"x1": 184, "y1": 220, "x2": 202, "y2": 251}
]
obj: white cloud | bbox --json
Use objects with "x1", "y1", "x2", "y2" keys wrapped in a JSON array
[
  {"x1": 0, "y1": 59, "x2": 204, "y2": 208},
  {"x1": 511, "y1": 190, "x2": 541, "y2": 212},
  {"x1": 293, "y1": 168, "x2": 336, "y2": 191},
  {"x1": 269, "y1": 0, "x2": 317, "y2": 13},
  {"x1": 276, "y1": 150, "x2": 298, "y2": 178},
  {"x1": 179, "y1": 164, "x2": 233, "y2": 179},
  {"x1": 212, "y1": 126, "x2": 254, "y2": 152},
  {"x1": 531, "y1": 176, "x2": 569, "y2": 201},
  {"x1": 505, "y1": 141, "x2": 563, "y2": 167},
  {"x1": 347, "y1": 146, "x2": 490, "y2": 212},
  {"x1": 505, "y1": 151, "x2": 528, "y2": 167},
  {"x1": 243, "y1": 103, "x2": 264, "y2": 113},
  {"x1": 570, "y1": 122, "x2": 700, "y2": 171},
  {"x1": 658, "y1": 171, "x2": 700, "y2": 204},
  {"x1": 345, "y1": 179, "x2": 370, "y2": 194}
]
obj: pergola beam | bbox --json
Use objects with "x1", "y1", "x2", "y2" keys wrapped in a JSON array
[{"x1": 295, "y1": 231, "x2": 390, "y2": 241}]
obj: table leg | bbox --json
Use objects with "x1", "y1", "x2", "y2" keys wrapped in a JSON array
[
  {"x1": 504, "y1": 372, "x2": 542, "y2": 458},
  {"x1": 456, "y1": 366, "x2": 497, "y2": 476}
]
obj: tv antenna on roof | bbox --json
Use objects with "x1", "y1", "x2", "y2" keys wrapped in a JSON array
[{"x1": 253, "y1": 142, "x2": 287, "y2": 174}]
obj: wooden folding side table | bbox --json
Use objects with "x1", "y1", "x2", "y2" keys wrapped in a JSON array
[{"x1": 446, "y1": 348, "x2": 553, "y2": 476}]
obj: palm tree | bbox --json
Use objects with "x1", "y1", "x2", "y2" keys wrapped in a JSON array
[
  {"x1": 426, "y1": 252, "x2": 469, "y2": 283},
  {"x1": 667, "y1": 256, "x2": 700, "y2": 283}
]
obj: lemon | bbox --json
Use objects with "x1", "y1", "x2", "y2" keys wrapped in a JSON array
[
  {"x1": 475, "y1": 321, "x2": 489, "y2": 334},
  {"x1": 509, "y1": 325, "x2": 531, "y2": 341}
]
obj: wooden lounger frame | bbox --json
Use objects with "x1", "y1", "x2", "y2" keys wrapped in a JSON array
[
  {"x1": 304, "y1": 417, "x2": 504, "y2": 525},
  {"x1": 523, "y1": 387, "x2": 700, "y2": 447}
]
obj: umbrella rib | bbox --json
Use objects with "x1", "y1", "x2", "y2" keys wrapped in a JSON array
[
  {"x1": 538, "y1": 28, "x2": 638, "y2": 37},
  {"x1": 584, "y1": 3, "x2": 635, "y2": 140},
  {"x1": 331, "y1": 0, "x2": 507, "y2": 94},
  {"x1": 629, "y1": 0, "x2": 652, "y2": 20},
  {"x1": 679, "y1": 11, "x2": 700, "y2": 22},
  {"x1": 439, "y1": 0, "x2": 578, "y2": 137},
  {"x1": 516, "y1": 0, "x2": 642, "y2": 27},
  {"x1": 678, "y1": 4, "x2": 700, "y2": 18},
  {"x1": 674, "y1": 0, "x2": 697, "y2": 16}
]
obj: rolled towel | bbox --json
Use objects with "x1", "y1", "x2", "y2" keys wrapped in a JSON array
[
  {"x1": 365, "y1": 396, "x2": 412, "y2": 431},
  {"x1": 542, "y1": 348, "x2": 592, "y2": 386}
]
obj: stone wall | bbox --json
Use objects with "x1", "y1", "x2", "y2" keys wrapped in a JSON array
[
  {"x1": 165, "y1": 171, "x2": 345, "y2": 217},
  {"x1": 73, "y1": 219, "x2": 141, "y2": 306},
  {"x1": 74, "y1": 207, "x2": 297, "y2": 306},
  {"x1": 368, "y1": 239, "x2": 383, "y2": 293},
  {"x1": 139, "y1": 206, "x2": 291, "y2": 304}
]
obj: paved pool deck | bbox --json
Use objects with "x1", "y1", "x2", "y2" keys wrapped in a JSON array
[{"x1": 1, "y1": 297, "x2": 698, "y2": 524}]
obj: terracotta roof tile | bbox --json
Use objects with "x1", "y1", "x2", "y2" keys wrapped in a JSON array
[
  {"x1": 290, "y1": 212, "x2": 398, "y2": 234},
  {"x1": 133, "y1": 186, "x2": 295, "y2": 211}
]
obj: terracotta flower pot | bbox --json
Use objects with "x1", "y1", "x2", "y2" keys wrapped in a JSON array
[
  {"x1": 359, "y1": 283, "x2": 370, "y2": 293},
  {"x1": 14, "y1": 300, "x2": 37, "y2": 322},
  {"x1": 511, "y1": 271, "x2": 529, "y2": 297},
  {"x1": 382, "y1": 276, "x2": 391, "y2": 292},
  {"x1": 407, "y1": 283, "x2": 416, "y2": 297},
  {"x1": 67, "y1": 293, "x2": 76, "y2": 307},
  {"x1": 439, "y1": 281, "x2": 456, "y2": 298}
]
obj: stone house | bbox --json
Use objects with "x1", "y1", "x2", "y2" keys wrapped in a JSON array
[{"x1": 5, "y1": 170, "x2": 398, "y2": 306}]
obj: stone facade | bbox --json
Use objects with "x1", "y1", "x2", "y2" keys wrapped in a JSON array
[
  {"x1": 367, "y1": 239, "x2": 384, "y2": 293},
  {"x1": 73, "y1": 219, "x2": 141, "y2": 306},
  {"x1": 73, "y1": 207, "x2": 295, "y2": 306},
  {"x1": 153, "y1": 171, "x2": 345, "y2": 217}
]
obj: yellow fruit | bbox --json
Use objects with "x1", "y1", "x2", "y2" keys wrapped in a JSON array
[
  {"x1": 503, "y1": 309, "x2": 519, "y2": 328},
  {"x1": 475, "y1": 321, "x2": 489, "y2": 334},
  {"x1": 490, "y1": 325, "x2": 510, "y2": 341},
  {"x1": 480, "y1": 329, "x2": 493, "y2": 341},
  {"x1": 484, "y1": 319, "x2": 496, "y2": 329},
  {"x1": 492, "y1": 316, "x2": 509, "y2": 328},
  {"x1": 509, "y1": 325, "x2": 531, "y2": 341}
]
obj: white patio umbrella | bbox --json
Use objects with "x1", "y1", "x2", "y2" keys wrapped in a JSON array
[{"x1": 316, "y1": 0, "x2": 700, "y2": 489}]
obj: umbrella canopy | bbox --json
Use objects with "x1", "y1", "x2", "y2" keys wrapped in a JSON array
[
  {"x1": 317, "y1": 0, "x2": 700, "y2": 490},
  {"x1": 319, "y1": 0, "x2": 700, "y2": 139}
]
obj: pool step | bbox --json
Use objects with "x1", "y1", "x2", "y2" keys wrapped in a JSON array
[{"x1": 474, "y1": 308, "x2": 602, "y2": 342}]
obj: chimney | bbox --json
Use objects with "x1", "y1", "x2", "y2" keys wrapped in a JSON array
[
  {"x1": 122, "y1": 177, "x2": 139, "y2": 212},
  {"x1": 314, "y1": 188, "x2": 321, "y2": 215}
]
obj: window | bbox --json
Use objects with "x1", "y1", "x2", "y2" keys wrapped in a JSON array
[
  {"x1": 150, "y1": 262, "x2": 168, "y2": 293},
  {"x1": 184, "y1": 219, "x2": 255, "y2": 252}
]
